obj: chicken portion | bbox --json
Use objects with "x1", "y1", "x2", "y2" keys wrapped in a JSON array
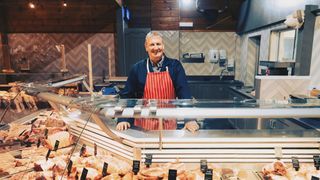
[
  {"x1": 261, "y1": 160, "x2": 320, "y2": 180},
  {"x1": 262, "y1": 160, "x2": 288, "y2": 178},
  {"x1": 72, "y1": 155, "x2": 131, "y2": 176},
  {"x1": 43, "y1": 131, "x2": 75, "y2": 150}
]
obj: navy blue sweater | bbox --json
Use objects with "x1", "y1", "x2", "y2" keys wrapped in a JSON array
[
  {"x1": 120, "y1": 56, "x2": 191, "y2": 99},
  {"x1": 118, "y1": 56, "x2": 192, "y2": 124}
]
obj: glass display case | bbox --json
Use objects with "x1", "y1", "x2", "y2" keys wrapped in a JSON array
[{"x1": 1, "y1": 78, "x2": 320, "y2": 179}]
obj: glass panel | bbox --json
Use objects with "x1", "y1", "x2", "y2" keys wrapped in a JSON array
[
  {"x1": 269, "y1": 29, "x2": 297, "y2": 62},
  {"x1": 278, "y1": 30, "x2": 296, "y2": 62}
]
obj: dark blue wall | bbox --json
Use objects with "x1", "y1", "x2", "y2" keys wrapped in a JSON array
[{"x1": 237, "y1": 0, "x2": 320, "y2": 34}]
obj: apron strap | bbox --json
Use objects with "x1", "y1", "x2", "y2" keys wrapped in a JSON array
[{"x1": 146, "y1": 58, "x2": 150, "y2": 73}]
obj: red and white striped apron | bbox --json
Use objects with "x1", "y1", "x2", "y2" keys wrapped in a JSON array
[{"x1": 134, "y1": 59, "x2": 177, "y2": 130}]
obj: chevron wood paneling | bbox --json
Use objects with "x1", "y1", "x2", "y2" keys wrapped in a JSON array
[
  {"x1": 238, "y1": 36, "x2": 248, "y2": 82},
  {"x1": 239, "y1": 21, "x2": 317, "y2": 99},
  {"x1": 310, "y1": 17, "x2": 320, "y2": 88},
  {"x1": 154, "y1": 31, "x2": 239, "y2": 75},
  {"x1": 238, "y1": 23, "x2": 304, "y2": 86},
  {"x1": 159, "y1": 31, "x2": 180, "y2": 59},
  {"x1": 256, "y1": 77, "x2": 311, "y2": 100},
  {"x1": 245, "y1": 39, "x2": 257, "y2": 87},
  {"x1": 179, "y1": 32, "x2": 239, "y2": 75},
  {"x1": 8, "y1": 33, "x2": 115, "y2": 80}
]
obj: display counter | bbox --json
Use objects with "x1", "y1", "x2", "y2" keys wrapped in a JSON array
[{"x1": 1, "y1": 80, "x2": 320, "y2": 179}]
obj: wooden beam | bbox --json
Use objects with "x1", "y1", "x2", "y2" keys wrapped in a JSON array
[
  {"x1": 295, "y1": 5, "x2": 318, "y2": 75},
  {"x1": 0, "y1": 2, "x2": 14, "y2": 73}
]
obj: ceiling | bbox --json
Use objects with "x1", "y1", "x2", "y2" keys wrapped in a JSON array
[
  {"x1": 126, "y1": 0, "x2": 244, "y2": 31},
  {"x1": 0, "y1": 0, "x2": 244, "y2": 33}
]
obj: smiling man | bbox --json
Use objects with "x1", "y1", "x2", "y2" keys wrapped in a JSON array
[{"x1": 117, "y1": 31, "x2": 199, "y2": 132}]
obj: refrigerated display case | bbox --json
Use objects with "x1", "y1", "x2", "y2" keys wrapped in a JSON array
[{"x1": 1, "y1": 80, "x2": 320, "y2": 179}]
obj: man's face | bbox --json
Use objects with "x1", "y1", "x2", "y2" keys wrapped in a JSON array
[{"x1": 145, "y1": 36, "x2": 164, "y2": 63}]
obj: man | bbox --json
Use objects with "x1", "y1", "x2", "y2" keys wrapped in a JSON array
[{"x1": 117, "y1": 31, "x2": 199, "y2": 132}]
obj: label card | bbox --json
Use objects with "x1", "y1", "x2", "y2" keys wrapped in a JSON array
[
  {"x1": 37, "y1": 138, "x2": 41, "y2": 148},
  {"x1": 292, "y1": 157, "x2": 300, "y2": 171},
  {"x1": 46, "y1": 149, "x2": 51, "y2": 161},
  {"x1": 132, "y1": 160, "x2": 140, "y2": 175},
  {"x1": 205, "y1": 169, "x2": 213, "y2": 180},
  {"x1": 80, "y1": 144, "x2": 86, "y2": 157},
  {"x1": 44, "y1": 128, "x2": 48, "y2": 139},
  {"x1": 67, "y1": 160, "x2": 73, "y2": 176},
  {"x1": 102, "y1": 162, "x2": 108, "y2": 177},
  {"x1": 168, "y1": 169, "x2": 177, "y2": 180},
  {"x1": 80, "y1": 168, "x2": 88, "y2": 180},
  {"x1": 200, "y1": 160, "x2": 208, "y2": 173},
  {"x1": 53, "y1": 140, "x2": 60, "y2": 151},
  {"x1": 94, "y1": 143, "x2": 97, "y2": 156},
  {"x1": 314, "y1": 155, "x2": 320, "y2": 170},
  {"x1": 145, "y1": 154, "x2": 152, "y2": 167}
]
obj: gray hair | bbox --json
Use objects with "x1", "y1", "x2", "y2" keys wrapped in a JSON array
[{"x1": 145, "y1": 31, "x2": 162, "y2": 43}]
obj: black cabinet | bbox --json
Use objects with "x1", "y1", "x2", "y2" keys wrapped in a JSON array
[{"x1": 188, "y1": 80, "x2": 248, "y2": 100}]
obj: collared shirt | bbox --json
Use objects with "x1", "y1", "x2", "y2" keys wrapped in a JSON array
[
  {"x1": 150, "y1": 56, "x2": 164, "y2": 72},
  {"x1": 120, "y1": 56, "x2": 191, "y2": 99}
]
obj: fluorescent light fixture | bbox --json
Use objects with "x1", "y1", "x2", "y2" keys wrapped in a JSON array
[{"x1": 179, "y1": 22, "x2": 193, "y2": 27}]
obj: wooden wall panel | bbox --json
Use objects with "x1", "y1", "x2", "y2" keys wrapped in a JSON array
[
  {"x1": 2, "y1": 0, "x2": 117, "y2": 33},
  {"x1": 151, "y1": 0, "x2": 180, "y2": 30}
]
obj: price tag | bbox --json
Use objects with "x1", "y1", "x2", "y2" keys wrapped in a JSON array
[
  {"x1": 205, "y1": 169, "x2": 213, "y2": 180},
  {"x1": 31, "y1": 123, "x2": 35, "y2": 132},
  {"x1": 75, "y1": 172, "x2": 79, "y2": 180},
  {"x1": 200, "y1": 160, "x2": 208, "y2": 173},
  {"x1": 132, "y1": 160, "x2": 140, "y2": 175},
  {"x1": 94, "y1": 143, "x2": 97, "y2": 156},
  {"x1": 44, "y1": 128, "x2": 48, "y2": 139},
  {"x1": 37, "y1": 138, "x2": 41, "y2": 148},
  {"x1": 18, "y1": 129, "x2": 26, "y2": 137},
  {"x1": 30, "y1": 117, "x2": 38, "y2": 124},
  {"x1": 52, "y1": 170, "x2": 56, "y2": 180},
  {"x1": 102, "y1": 162, "x2": 108, "y2": 177},
  {"x1": 292, "y1": 157, "x2": 300, "y2": 171},
  {"x1": 80, "y1": 168, "x2": 88, "y2": 180},
  {"x1": 311, "y1": 176, "x2": 320, "y2": 180},
  {"x1": 168, "y1": 169, "x2": 177, "y2": 180},
  {"x1": 67, "y1": 160, "x2": 73, "y2": 176},
  {"x1": 46, "y1": 149, "x2": 51, "y2": 161},
  {"x1": 145, "y1": 154, "x2": 152, "y2": 167},
  {"x1": 25, "y1": 141, "x2": 32, "y2": 147},
  {"x1": 274, "y1": 146, "x2": 283, "y2": 159},
  {"x1": 53, "y1": 140, "x2": 60, "y2": 151},
  {"x1": 314, "y1": 155, "x2": 320, "y2": 170},
  {"x1": 80, "y1": 144, "x2": 86, "y2": 157}
]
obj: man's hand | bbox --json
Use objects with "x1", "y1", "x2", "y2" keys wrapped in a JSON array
[
  {"x1": 183, "y1": 121, "x2": 199, "y2": 133},
  {"x1": 116, "y1": 122, "x2": 131, "y2": 131}
]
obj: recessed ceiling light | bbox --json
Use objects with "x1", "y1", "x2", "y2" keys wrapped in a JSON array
[
  {"x1": 28, "y1": 2, "x2": 35, "y2": 9},
  {"x1": 63, "y1": 1, "x2": 67, "y2": 7}
]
